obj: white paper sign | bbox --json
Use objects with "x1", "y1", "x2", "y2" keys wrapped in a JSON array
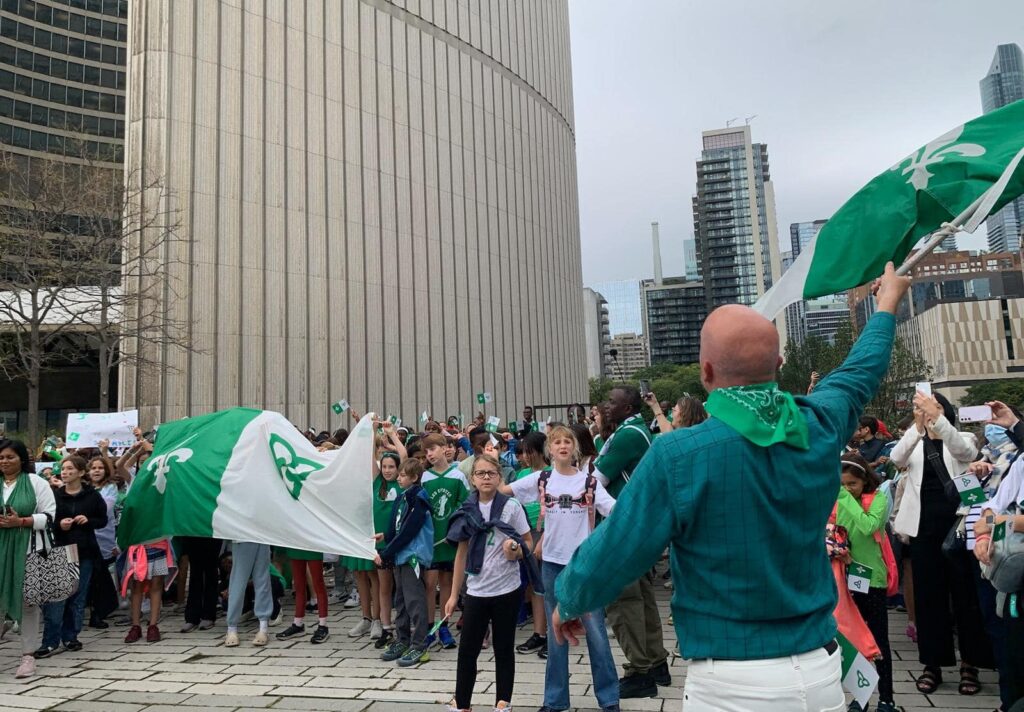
[{"x1": 64, "y1": 410, "x2": 138, "y2": 448}]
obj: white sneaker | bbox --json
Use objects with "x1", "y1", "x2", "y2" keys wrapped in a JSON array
[
  {"x1": 344, "y1": 590, "x2": 360, "y2": 609},
  {"x1": 327, "y1": 589, "x2": 346, "y2": 605},
  {"x1": 253, "y1": 631, "x2": 269, "y2": 646},
  {"x1": 224, "y1": 632, "x2": 239, "y2": 647},
  {"x1": 269, "y1": 612, "x2": 284, "y2": 627},
  {"x1": 370, "y1": 619, "x2": 383, "y2": 639},
  {"x1": 16, "y1": 654, "x2": 35, "y2": 679},
  {"x1": 348, "y1": 617, "x2": 372, "y2": 637}
]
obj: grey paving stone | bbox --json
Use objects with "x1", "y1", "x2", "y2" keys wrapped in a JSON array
[{"x1": 99, "y1": 689, "x2": 193, "y2": 705}]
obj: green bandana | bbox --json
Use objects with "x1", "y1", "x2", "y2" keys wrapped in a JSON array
[
  {"x1": 705, "y1": 382, "x2": 810, "y2": 450},
  {"x1": 1, "y1": 473, "x2": 36, "y2": 624}
]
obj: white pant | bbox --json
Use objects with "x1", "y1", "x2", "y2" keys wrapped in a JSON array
[
  {"x1": 683, "y1": 646, "x2": 845, "y2": 712},
  {"x1": 20, "y1": 604, "x2": 41, "y2": 655}
]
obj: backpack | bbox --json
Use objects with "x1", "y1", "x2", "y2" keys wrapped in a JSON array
[
  {"x1": 537, "y1": 468, "x2": 598, "y2": 531},
  {"x1": 860, "y1": 492, "x2": 899, "y2": 597}
]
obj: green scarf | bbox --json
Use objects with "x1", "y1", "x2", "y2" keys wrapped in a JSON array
[
  {"x1": 1, "y1": 473, "x2": 36, "y2": 624},
  {"x1": 705, "y1": 382, "x2": 810, "y2": 450}
]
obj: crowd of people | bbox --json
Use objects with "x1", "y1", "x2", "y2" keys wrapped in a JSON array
[{"x1": 2, "y1": 264, "x2": 1024, "y2": 711}]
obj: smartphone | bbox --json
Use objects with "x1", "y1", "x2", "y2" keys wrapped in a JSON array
[
  {"x1": 639, "y1": 379, "x2": 651, "y2": 398},
  {"x1": 959, "y1": 405, "x2": 993, "y2": 423},
  {"x1": 915, "y1": 382, "x2": 932, "y2": 397}
]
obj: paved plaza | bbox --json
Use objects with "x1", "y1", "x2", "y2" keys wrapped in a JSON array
[{"x1": 0, "y1": 571, "x2": 1003, "y2": 712}]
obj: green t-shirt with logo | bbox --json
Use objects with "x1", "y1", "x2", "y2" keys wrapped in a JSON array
[
  {"x1": 423, "y1": 468, "x2": 470, "y2": 563},
  {"x1": 373, "y1": 475, "x2": 402, "y2": 549}
]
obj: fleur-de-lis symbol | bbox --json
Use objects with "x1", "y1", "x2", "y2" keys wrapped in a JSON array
[
  {"x1": 891, "y1": 125, "x2": 985, "y2": 190},
  {"x1": 148, "y1": 448, "x2": 194, "y2": 494}
]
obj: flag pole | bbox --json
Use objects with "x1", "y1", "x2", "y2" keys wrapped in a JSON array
[{"x1": 894, "y1": 192, "x2": 987, "y2": 277}]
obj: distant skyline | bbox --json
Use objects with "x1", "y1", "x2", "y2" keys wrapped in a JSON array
[{"x1": 569, "y1": 0, "x2": 1020, "y2": 284}]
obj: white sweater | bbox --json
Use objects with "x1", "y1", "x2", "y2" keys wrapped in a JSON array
[
  {"x1": 2, "y1": 474, "x2": 57, "y2": 554},
  {"x1": 890, "y1": 416, "x2": 977, "y2": 539}
]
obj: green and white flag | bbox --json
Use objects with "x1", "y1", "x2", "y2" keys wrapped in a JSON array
[
  {"x1": 510, "y1": 420, "x2": 518, "y2": 433},
  {"x1": 485, "y1": 416, "x2": 501, "y2": 433},
  {"x1": 953, "y1": 472, "x2": 986, "y2": 506},
  {"x1": 847, "y1": 562, "x2": 872, "y2": 594},
  {"x1": 419, "y1": 410, "x2": 429, "y2": 427},
  {"x1": 838, "y1": 634, "x2": 879, "y2": 709},
  {"x1": 117, "y1": 408, "x2": 376, "y2": 559},
  {"x1": 756, "y1": 100, "x2": 1024, "y2": 319},
  {"x1": 331, "y1": 399, "x2": 350, "y2": 415},
  {"x1": 476, "y1": 392, "x2": 492, "y2": 405}
]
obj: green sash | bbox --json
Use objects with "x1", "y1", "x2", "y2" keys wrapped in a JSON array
[
  {"x1": 705, "y1": 382, "x2": 810, "y2": 450},
  {"x1": 1, "y1": 473, "x2": 36, "y2": 623}
]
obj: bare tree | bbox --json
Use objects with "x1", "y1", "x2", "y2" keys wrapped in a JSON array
[{"x1": 0, "y1": 146, "x2": 191, "y2": 441}]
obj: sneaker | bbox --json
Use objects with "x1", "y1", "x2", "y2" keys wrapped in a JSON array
[
  {"x1": 516, "y1": 604, "x2": 532, "y2": 628},
  {"x1": 516, "y1": 633, "x2": 546, "y2": 654},
  {"x1": 619, "y1": 672, "x2": 658, "y2": 699},
  {"x1": 276, "y1": 623, "x2": 306, "y2": 640},
  {"x1": 344, "y1": 590, "x2": 360, "y2": 608},
  {"x1": 33, "y1": 644, "x2": 60, "y2": 659},
  {"x1": 15, "y1": 654, "x2": 35, "y2": 679},
  {"x1": 349, "y1": 617, "x2": 372, "y2": 637},
  {"x1": 652, "y1": 661, "x2": 671, "y2": 687},
  {"x1": 311, "y1": 625, "x2": 330, "y2": 644},
  {"x1": 438, "y1": 623, "x2": 457, "y2": 649},
  {"x1": 305, "y1": 600, "x2": 319, "y2": 613},
  {"x1": 224, "y1": 631, "x2": 239, "y2": 647},
  {"x1": 375, "y1": 628, "x2": 394, "y2": 649},
  {"x1": 381, "y1": 640, "x2": 409, "y2": 661},
  {"x1": 253, "y1": 631, "x2": 269, "y2": 647},
  {"x1": 370, "y1": 619, "x2": 384, "y2": 639},
  {"x1": 327, "y1": 589, "x2": 347, "y2": 605},
  {"x1": 663, "y1": 578, "x2": 673, "y2": 590},
  {"x1": 146, "y1": 624, "x2": 161, "y2": 643},
  {"x1": 88, "y1": 618, "x2": 109, "y2": 630},
  {"x1": 875, "y1": 702, "x2": 898, "y2": 712},
  {"x1": 494, "y1": 702, "x2": 511, "y2": 712},
  {"x1": 180, "y1": 622, "x2": 198, "y2": 633},
  {"x1": 64, "y1": 639, "x2": 83, "y2": 652},
  {"x1": 537, "y1": 644, "x2": 548, "y2": 659},
  {"x1": 423, "y1": 632, "x2": 437, "y2": 650},
  {"x1": 846, "y1": 703, "x2": 864, "y2": 712},
  {"x1": 397, "y1": 646, "x2": 429, "y2": 667},
  {"x1": 124, "y1": 625, "x2": 142, "y2": 643},
  {"x1": 198, "y1": 619, "x2": 215, "y2": 630},
  {"x1": 269, "y1": 612, "x2": 284, "y2": 627}
]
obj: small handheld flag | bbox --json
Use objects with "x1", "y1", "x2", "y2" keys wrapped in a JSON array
[
  {"x1": 485, "y1": 416, "x2": 501, "y2": 433},
  {"x1": 476, "y1": 392, "x2": 492, "y2": 405},
  {"x1": 331, "y1": 399, "x2": 350, "y2": 415}
]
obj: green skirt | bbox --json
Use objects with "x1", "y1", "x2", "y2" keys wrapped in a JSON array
[
  {"x1": 284, "y1": 548, "x2": 323, "y2": 561},
  {"x1": 340, "y1": 555, "x2": 375, "y2": 572}
]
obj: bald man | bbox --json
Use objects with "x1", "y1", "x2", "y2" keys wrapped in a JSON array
[{"x1": 551, "y1": 264, "x2": 912, "y2": 711}]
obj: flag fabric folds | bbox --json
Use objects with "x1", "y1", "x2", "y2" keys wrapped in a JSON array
[
  {"x1": 756, "y1": 100, "x2": 1024, "y2": 320},
  {"x1": 117, "y1": 408, "x2": 377, "y2": 559}
]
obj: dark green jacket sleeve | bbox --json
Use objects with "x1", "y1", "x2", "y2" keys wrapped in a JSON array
[
  {"x1": 593, "y1": 427, "x2": 648, "y2": 489},
  {"x1": 555, "y1": 442, "x2": 675, "y2": 619},
  {"x1": 803, "y1": 312, "x2": 896, "y2": 446}
]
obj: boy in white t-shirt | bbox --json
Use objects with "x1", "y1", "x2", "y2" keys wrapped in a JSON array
[{"x1": 501, "y1": 426, "x2": 618, "y2": 712}]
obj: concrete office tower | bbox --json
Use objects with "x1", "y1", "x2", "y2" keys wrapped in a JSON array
[
  {"x1": 123, "y1": 0, "x2": 586, "y2": 426},
  {"x1": 609, "y1": 332, "x2": 648, "y2": 379},
  {"x1": 581, "y1": 287, "x2": 611, "y2": 380},
  {"x1": 692, "y1": 125, "x2": 783, "y2": 310},
  {"x1": 980, "y1": 44, "x2": 1024, "y2": 253}
]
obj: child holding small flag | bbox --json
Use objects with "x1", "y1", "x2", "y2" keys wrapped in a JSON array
[
  {"x1": 837, "y1": 453, "x2": 896, "y2": 712},
  {"x1": 376, "y1": 458, "x2": 434, "y2": 667}
]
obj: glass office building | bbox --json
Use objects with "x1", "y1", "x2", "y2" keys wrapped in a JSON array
[
  {"x1": 980, "y1": 44, "x2": 1024, "y2": 253},
  {"x1": 1, "y1": 0, "x2": 127, "y2": 162}
]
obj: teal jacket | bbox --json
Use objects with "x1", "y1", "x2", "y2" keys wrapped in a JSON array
[{"x1": 555, "y1": 312, "x2": 896, "y2": 660}]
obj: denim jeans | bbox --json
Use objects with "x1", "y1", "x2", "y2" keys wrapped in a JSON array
[
  {"x1": 42, "y1": 557, "x2": 94, "y2": 648},
  {"x1": 227, "y1": 542, "x2": 274, "y2": 628},
  {"x1": 542, "y1": 561, "x2": 619, "y2": 710}
]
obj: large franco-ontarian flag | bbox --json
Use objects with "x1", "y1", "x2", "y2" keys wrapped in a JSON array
[
  {"x1": 755, "y1": 99, "x2": 1024, "y2": 320},
  {"x1": 117, "y1": 408, "x2": 377, "y2": 559}
]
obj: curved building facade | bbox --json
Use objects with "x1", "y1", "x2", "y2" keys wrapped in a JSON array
[{"x1": 123, "y1": 0, "x2": 586, "y2": 427}]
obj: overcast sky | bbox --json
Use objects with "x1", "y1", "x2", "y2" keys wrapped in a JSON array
[{"x1": 569, "y1": 0, "x2": 1024, "y2": 285}]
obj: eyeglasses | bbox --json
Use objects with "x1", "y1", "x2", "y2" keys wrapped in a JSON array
[{"x1": 473, "y1": 470, "x2": 500, "y2": 479}]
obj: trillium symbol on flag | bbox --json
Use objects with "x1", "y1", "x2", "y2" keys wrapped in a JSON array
[{"x1": 270, "y1": 434, "x2": 325, "y2": 500}]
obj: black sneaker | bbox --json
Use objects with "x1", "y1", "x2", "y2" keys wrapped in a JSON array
[
  {"x1": 651, "y1": 660, "x2": 671, "y2": 686},
  {"x1": 619, "y1": 672, "x2": 658, "y2": 699},
  {"x1": 537, "y1": 643, "x2": 548, "y2": 659},
  {"x1": 516, "y1": 633, "x2": 546, "y2": 654},
  {"x1": 88, "y1": 618, "x2": 108, "y2": 630},
  {"x1": 33, "y1": 644, "x2": 60, "y2": 659},
  {"x1": 64, "y1": 639, "x2": 83, "y2": 652},
  {"x1": 275, "y1": 623, "x2": 305, "y2": 640},
  {"x1": 310, "y1": 625, "x2": 330, "y2": 644},
  {"x1": 374, "y1": 628, "x2": 394, "y2": 649}
]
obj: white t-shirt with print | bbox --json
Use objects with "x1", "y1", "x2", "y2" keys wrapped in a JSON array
[
  {"x1": 509, "y1": 468, "x2": 615, "y2": 565},
  {"x1": 466, "y1": 497, "x2": 531, "y2": 598}
]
